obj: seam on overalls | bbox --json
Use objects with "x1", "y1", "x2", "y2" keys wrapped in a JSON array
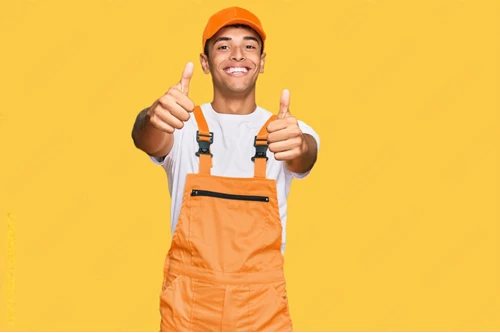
[
  {"x1": 219, "y1": 284, "x2": 226, "y2": 331},
  {"x1": 187, "y1": 192, "x2": 195, "y2": 266},
  {"x1": 272, "y1": 282, "x2": 293, "y2": 325},
  {"x1": 169, "y1": 186, "x2": 191, "y2": 264},
  {"x1": 247, "y1": 284, "x2": 253, "y2": 332},
  {"x1": 188, "y1": 277, "x2": 196, "y2": 331}
]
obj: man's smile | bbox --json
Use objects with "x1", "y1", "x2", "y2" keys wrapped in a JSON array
[{"x1": 224, "y1": 66, "x2": 250, "y2": 76}]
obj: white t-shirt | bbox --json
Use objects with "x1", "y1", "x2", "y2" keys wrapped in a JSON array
[{"x1": 150, "y1": 103, "x2": 320, "y2": 254}]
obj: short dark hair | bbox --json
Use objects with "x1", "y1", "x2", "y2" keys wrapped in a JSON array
[{"x1": 204, "y1": 24, "x2": 264, "y2": 58}]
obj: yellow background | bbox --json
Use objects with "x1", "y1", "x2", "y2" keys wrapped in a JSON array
[{"x1": 1, "y1": 0, "x2": 499, "y2": 331}]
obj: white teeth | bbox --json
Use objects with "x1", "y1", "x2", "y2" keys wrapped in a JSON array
[{"x1": 227, "y1": 67, "x2": 248, "y2": 73}]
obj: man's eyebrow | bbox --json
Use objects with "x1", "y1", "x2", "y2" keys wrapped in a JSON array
[
  {"x1": 214, "y1": 37, "x2": 231, "y2": 44},
  {"x1": 213, "y1": 36, "x2": 260, "y2": 44},
  {"x1": 243, "y1": 36, "x2": 259, "y2": 43}
]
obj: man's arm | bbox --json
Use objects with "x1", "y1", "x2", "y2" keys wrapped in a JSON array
[
  {"x1": 284, "y1": 133, "x2": 318, "y2": 174},
  {"x1": 267, "y1": 89, "x2": 319, "y2": 175},
  {"x1": 131, "y1": 104, "x2": 174, "y2": 158},
  {"x1": 131, "y1": 62, "x2": 196, "y2": 159}
]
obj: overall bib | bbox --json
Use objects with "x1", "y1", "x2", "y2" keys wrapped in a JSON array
[{"x1": 159, "y1": 106, "x2": 293, "y2": 332}]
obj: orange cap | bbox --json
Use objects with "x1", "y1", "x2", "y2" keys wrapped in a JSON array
[{"x1": 202, "y1": 7, "x2": 266, "y2": 51}]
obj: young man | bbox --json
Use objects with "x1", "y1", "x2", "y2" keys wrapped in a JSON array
[{"x1": 132, "y1": 6, "x2": 320, "y2": 332}]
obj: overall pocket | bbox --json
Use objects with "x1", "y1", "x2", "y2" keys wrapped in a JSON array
[
  {"x1": 249, "y1": 282, "x2": 293, "y2": 332},
  {"x1": 160, "y1": 272, "x2": 193, "y2": 332},
  {"x1": 189, "y1": 188, "x2": 272, "y2": 272}
]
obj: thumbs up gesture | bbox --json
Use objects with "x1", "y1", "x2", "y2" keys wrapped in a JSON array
[
  {"x1": 267, "y1": 89, "x2": 306, "y2": 161},
  {"x1": 147, "y1": 62, "x2": 196, "y2": 134}
]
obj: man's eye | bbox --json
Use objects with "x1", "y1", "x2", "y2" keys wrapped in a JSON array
[
  {"x1": 246, "y1": 45, "x2": 256, "y2": 49},
  {"x1": 218, "y1": 45, "x2": 228, "y2": 50}
]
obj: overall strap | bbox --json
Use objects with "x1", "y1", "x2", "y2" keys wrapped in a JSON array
[
  {"x1": 193, "y1": 106, "x2": 213, "y2": 175},
  {"x1": 252, "y1": 115, "x2": 277, "y2": 178}
]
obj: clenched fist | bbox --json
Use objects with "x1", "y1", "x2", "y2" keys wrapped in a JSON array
[
  {"x1": 267, "y1": 89, "x2": 306, "y2": 161},
  {"x1": 147, "y1": 62, "x2": 196, "y2": 134}
]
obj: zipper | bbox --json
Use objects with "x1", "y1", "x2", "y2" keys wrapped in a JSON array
[{"x1": 191, "y1": 189, "x2": 269, "y2": 202}]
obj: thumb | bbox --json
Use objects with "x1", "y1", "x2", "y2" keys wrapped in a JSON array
[
  {"x1": 179, "y1": 62, "x2": 194, "y2": 94},
  {"x1": 277, "y1": 89, "x2": 291, "y2": 119}
]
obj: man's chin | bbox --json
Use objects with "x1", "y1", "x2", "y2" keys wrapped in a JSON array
[
  {"x1": 231, "y1": 80, "x2": 258, "y2": 91},
  {"x1": 230, "y1": 86, "x2": 250, "y2": 93},
  {"x1": 213, "y1": 78, "x2": 257, "y2": 96},
  {"x1": 220, "y1": 84, "x2": 253, "y2": 96}
]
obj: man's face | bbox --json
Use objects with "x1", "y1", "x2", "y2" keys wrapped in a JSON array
[{"x1": 200, "y1": 26, "x2": 266, "y2": 95}]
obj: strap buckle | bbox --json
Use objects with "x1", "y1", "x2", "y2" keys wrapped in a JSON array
[
  {"x1": 195, "y1": 130, "x2": 214, "y2": 157},
  {"x1": 251, "y1": 136, "x2": 269, "y2": 161}
]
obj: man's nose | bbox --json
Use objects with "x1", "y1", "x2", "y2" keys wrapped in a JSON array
[{"x1": 230, "y1": 47, "x2": 245, "y2": 61}]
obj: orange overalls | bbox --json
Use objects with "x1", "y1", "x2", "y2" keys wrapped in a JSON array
[{"x1": 159, "y1": 106, "x2": 293, "y2": 332}]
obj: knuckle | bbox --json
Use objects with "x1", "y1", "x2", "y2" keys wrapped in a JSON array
[
  {"x1": 176, "y1": 109, "x2": 188, "y2": 121},
  {"x1": 149, "y1": 114, "x2": 158, "y2": 125},
  {"x1": 153, "y1": 108, "x2": 165, "y2": 119},
  {"x1": 159, "y1": 94, "x2": 169, "y2": 104},
  {"x1": 151, "y1": 114, "x2": 163, "y2": 126},
  {"x1": 166, "y1": 86, "x2": 178, "y2": 95},
  {"x1": 170, "y1": 88, "x2": 182, "y2": 99},
  {"x1": 157, "y1": 99, "x2": 169, "y2": 110},
  {"x1": 153, "y1": 106, "x2": 164, "y2": 116},
  {"x1": 164, "y1": 91, "x2": 178, "y2": 103}
]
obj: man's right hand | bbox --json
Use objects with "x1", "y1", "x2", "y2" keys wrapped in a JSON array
[{"x1": 147, "y1": 62, "x2": 196, "y2": 134}]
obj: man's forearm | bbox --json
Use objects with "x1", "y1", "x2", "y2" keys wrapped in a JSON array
[
  {"x1": 131, "y1": 107, "x2": 173, "y2": 157},
  {"x1": 285, "y1": 134, "x2": 318, "y2": 174}
]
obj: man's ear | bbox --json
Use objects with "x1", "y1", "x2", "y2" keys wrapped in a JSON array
[
  {"x1": 259, "y1": 52, "x2": 266, "y2": 74},
  {"x1": 200, "y1": 53, "x2": 210, "y2": 74}
]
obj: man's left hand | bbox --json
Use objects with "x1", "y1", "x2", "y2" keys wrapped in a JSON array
[{"x1": 267, "y1": 89, "x2": 307, "y2": 161}]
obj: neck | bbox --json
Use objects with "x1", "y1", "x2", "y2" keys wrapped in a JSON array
[{"x1": 211, "y1": 87, "x2": 257, "y2": 115}]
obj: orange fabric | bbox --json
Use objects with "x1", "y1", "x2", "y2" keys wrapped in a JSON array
[
  {"x1": 193, "y1": 106, "x2": 213, "y2": 175},
  {"x1": 159, "y1": 109, "x2": 292, "y2": 332},
  {"x1": 254, "y1": 115, "x2": 277, "y2": 179},
  {"x1": 202, "y1": 7, "x2": 267, "y2": 51},
  {"x1": 193, "y1": 106, "x2": 210, "y2": 136},
  {"x1": 256, "y1": 115, "x2": 277, "y2": 139}
]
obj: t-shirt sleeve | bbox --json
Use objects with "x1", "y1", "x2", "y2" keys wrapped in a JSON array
[
  {"x1": 150, "y1": 155, "x2": 167, "y2": 166},
  {"x1": 287, "y1": 120, "x2": 321, "y2": 179}
]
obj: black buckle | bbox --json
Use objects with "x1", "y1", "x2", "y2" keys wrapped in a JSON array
[
  {"x1": 251, "y1": 136, "x2": 269, "y2": 161},
  {"x1": 195, "y1": 131, "x2": 213, "y2": 157}
]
